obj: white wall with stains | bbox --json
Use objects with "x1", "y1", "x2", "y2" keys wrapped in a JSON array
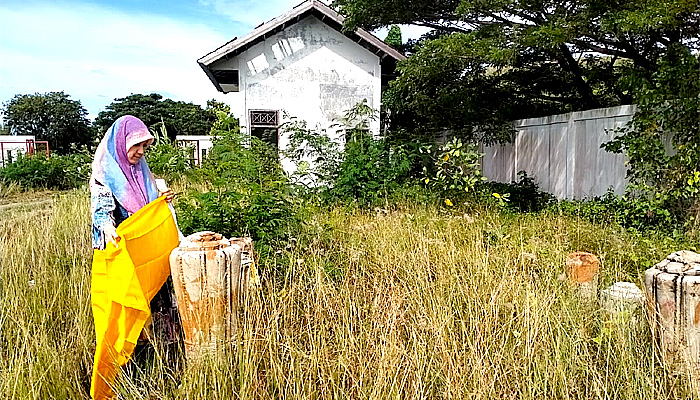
[{"x1": 210, "y1": 15, "x2": 382, "y2": 173}]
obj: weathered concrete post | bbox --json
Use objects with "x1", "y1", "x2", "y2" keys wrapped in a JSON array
[
  {"x1": 600, "y1": 282, "x2": 646, "y2": 338},
  {"x1": 566, "y1": 251, "x2": 600, "y2": 300},
  {"x1": 645, "y1": 250, "x2": 700, "y2": 391},
  {"x1": 169, "y1": 231, "x2": 259, "y2": 360}
]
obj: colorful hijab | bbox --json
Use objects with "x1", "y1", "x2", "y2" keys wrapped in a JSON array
[{"x1": 91, "y1": 115, "x2": 158, "y2": 215}]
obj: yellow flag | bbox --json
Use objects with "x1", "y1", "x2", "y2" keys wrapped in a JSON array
[{"x1": 90, "y1": 196, "x2": 179, "y2": 399}]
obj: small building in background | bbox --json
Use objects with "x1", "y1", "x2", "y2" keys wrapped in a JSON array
[
  {"x1": 176, "y1": 135, "x2": 214, "y2": 167},
  {"x1": 197, "y1": 0, "x2": 405, "y2": 173},
  {"x1": 0, "y1": 136, "x2": 49, "y2": 166}
]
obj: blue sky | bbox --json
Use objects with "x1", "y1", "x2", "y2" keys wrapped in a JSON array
[{"x1": 0, "y1": 0, "x2": 428, "y2": 121}]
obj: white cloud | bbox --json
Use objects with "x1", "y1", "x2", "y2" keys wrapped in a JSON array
[
  {"x1": 0, "y1": 2, "x2": 233, "y2": 120},
  {"x1": 198, "y1": 0, "x2": 302, "y2": 28}
]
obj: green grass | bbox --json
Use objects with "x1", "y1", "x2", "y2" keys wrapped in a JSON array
[{"x1": 1, "y1": 189, "x2": 697, "y2": 399}]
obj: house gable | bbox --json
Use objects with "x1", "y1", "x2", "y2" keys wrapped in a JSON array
[
  {"x1": 198, "y1": 0, "x2": 405, "y2": 94},
  {"x1": 209, "y1": 16, "x2": 381, "y2": 122}
]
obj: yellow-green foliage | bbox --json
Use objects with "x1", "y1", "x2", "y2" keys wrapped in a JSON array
[{"x1": 1, "y1": 191, "x2": 696, "y2": 399}]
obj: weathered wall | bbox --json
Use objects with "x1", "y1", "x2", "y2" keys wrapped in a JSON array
[
  {"x1": 482, "y1": 105, "x2": 636, "y2": 199},
  {"x1": 210, "y1": 16, "x2": 382, "y2": 173}
]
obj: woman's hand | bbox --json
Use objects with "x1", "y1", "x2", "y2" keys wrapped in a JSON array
[
  {"x1": 159, "y1": 188, "x2": 174, "y2": 203},
  {"x1": 104, "y1": 224, "x2": 119, "y2": 248},
  {"x1": 156, "y1": 178, "x2": 174, "y2": 203}
]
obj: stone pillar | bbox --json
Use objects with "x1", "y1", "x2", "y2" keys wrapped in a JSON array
[{"x1": 645, "y1": 250, "x2": 700, "y2": 392}]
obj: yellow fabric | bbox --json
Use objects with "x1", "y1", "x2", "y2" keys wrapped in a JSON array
[{"x1": 90, "y1": 196, "x2": 179, "y2": 399}]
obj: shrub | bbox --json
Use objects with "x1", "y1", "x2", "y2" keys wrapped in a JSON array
[
  {"x1": 282, "y1": 102, "x2": 415, "y2": 207},
  {"x1": 555, "y1": 189, "x2": 677, "y2": 233},
  {"x1": 422, "y1": 137, "x2": 485, "y2": 206},
  {"x1": 282, "y1": 115, "x2": 341, "y2": 190},
  {"x1": 176, "y1": 122, "x2": 299, "y2": 254},
  {"x1": 603, "y1": 44, "x2": 700, "y2": 231},
  {"x1": 0, "y1": 151, "x2": 91, "y2": 190},
  {"x1": 203, "y1": 126, "x2": 285, "y2": 185},
  {"x1": 146, "y1": 122, "x2": 197, "y2": 180},
  {"x1": 481, "y1": 171, "x2": 556, "y2": 213},
  {"x1": 328, "y1": 132, "x2": 412, "y2": 206},
  {"x1": 176, "y1": 182, "x2": 298, "y2": 248}
]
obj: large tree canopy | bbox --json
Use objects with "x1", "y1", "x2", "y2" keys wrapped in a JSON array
[
  {"x1": 1, "y1": 92, "x2": 94, "y2": 154},
  {"x1": 94, "y1": 93, "x2": 216, "y2": 139},
  {"x1": 334, "y1": 0, "x2": 700, "y2": 142}
]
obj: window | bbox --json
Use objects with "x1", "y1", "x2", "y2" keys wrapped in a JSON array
[
  {"x1": 249, "y1": 110, "x2": 278, "y2": 127},
  {"x1": 211, "y1": 69, "x2": 239, "y2": 93},
  {"x1": 249, "y1": 109, "x2": 280, "y2": 148}
]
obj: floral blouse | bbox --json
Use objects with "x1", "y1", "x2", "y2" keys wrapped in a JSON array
[{"x1": 91, "y1": 182, "x2": 130, "y2": 250}]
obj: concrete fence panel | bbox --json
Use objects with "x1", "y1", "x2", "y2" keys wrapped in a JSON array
[{"x1": 483, "y1": 105, "x2": 635, "y2": 199}]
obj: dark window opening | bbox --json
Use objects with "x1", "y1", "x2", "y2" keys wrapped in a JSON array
[
  {"x1": 177, "y1": 140, "x2": 199, "y2": 166},
  {"x1": 250, "y1": 127, "x2": 279, "y2": 148},
  {"x1": 212, "y1": 69, "x2": 239, "y2": 92},
  {"x1": 212, "y1": 69, "x2": 239, "y2": 84},
  {"x1": 344, "y1": 125, "x2": 371, "y2": 144}
]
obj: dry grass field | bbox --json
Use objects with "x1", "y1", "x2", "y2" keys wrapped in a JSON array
[{"x1": 1, "y1": 188, "x2": 697, "y2": 399}]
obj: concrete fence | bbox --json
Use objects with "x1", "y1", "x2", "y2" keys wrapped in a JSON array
[{"x1": 482, "y1": 105, "x2": 637, "y2": 200}]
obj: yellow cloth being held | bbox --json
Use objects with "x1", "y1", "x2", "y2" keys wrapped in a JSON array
[{"x1": 90, "y1": 196, "x2": 179, "y2": 399}]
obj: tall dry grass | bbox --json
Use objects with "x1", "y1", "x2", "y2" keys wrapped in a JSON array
[
  {"x1": 1, "y1": 191, "x2": 696, "y2": 399},
  {"x1": 1, "y1": 189, "x2": 94, "y2": 398}
]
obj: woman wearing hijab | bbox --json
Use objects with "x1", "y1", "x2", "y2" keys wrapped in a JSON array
[
  {"x1": 89, "y1": 114, "x2": 178, "y2": 345},
  {"x1": 90, "y1": 115, "x2": 174, "y2": 249}
]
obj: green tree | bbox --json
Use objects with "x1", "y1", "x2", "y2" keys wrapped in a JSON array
[
  {"x1": 1, "y1": 92, "x2": 94, "y2": 154},
  {"x1": 604, "y1": 44, "x2": 700, "y2": 230},
  {"x1": 384, "y1": 25, "x2": 402, "y2": 47},
  {"x1": 206, "y1": 99, "x2": 240, "y2": 133},
  {"x1": 94, "y1": 93, "x2": 216, "y2": 138},
  {"x1": 333, "y1": 0, "x2": 699, "y2": 142}
]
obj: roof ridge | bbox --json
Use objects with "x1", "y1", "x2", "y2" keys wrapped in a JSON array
[{"x1": 197, "y1": 0, "x2": 405, "y2": 66}]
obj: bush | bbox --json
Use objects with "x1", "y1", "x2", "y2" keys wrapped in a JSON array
[
  {"x1": 555, "y1": 188, "x2": 677, "y2": 233},
  {"x1": 328, "y1": 132, "x2": 412, "y2": 206},
  {"x1": 0, "y1": 151, "x2": 91, "y2": 190},
  {"x1": 603, "y1": 44, "x2": 700, "y2": 231},
  {"x1": 422, "y1": 137, "x2": 485, "y2": 207},
  {"x1": 146, "y1": 122, "x2": 197, "y2": 181},
  {"x1": 176, "y1": 183, "x2": 298, "y2": 247},
  {"x1": 282, "y1": 102, "x2": 416, "y2": 207},
  {"x1": 176, "y1": 122, "x2": 300, "y2": 254},
  {"x1": 481, "y1": 171, "x2": 556, "y2": 213}
]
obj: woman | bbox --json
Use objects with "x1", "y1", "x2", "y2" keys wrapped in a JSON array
[
  {"x1": 91, "y1": 115, "x2": 173, "y2": 249},
  {"x1": 90, "y1": 115, "x2": 178, "y2": 343}
]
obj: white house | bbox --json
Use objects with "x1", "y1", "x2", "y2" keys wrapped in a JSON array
[
  {"x1": 197, "y1": 0, "x2": 405, "y2": 173},
  {"x1": 0, "y1": 136, "x2": 48, "y2": 166},
  {"x1": 175, "y1": 135, "x2": 214, "y2": 166}
]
